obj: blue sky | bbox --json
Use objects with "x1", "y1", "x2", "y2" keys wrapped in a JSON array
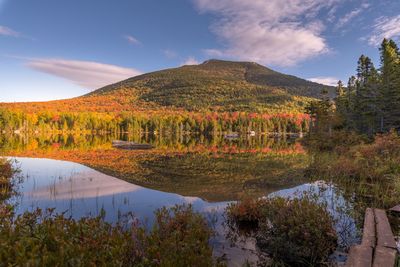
[{"x1": 1, "y1": 0, "x2": 400, "y2": 102}]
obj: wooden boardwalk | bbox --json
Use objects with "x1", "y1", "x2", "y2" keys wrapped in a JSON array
[{"x1": 345, "y1": 208, "x2": 398, "y2": 267}]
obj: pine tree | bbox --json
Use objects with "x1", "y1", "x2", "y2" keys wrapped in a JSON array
[
  {"x1": 355, "y1": 55, "x2": 379, "y2": 133},
  {"x1": 345, "y1": 76, "x2": 357, "y2": 129},
  {"x1": 335, "y1": 80, "x2": 347, "y2": 125},
  {"x1": 379, "y1": 39, "x2": 400, "y2": 130}
]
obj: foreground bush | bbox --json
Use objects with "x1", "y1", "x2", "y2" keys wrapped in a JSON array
[
  {"x1": 227, "y1": 197, "x2": 337, "y2": 266},
  {"x1": 0, "y1": 204, "x2": 221, "y2": 267}
]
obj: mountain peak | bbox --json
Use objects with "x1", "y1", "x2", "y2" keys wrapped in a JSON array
[
  {"x1": 85, "y1": 59, "x2": 333, "y2": 112},
  {"x1": 201, "y1": 59, "x2": 262, "y2": 66},
  {"x1": 1, "y1": 59, "x2": 333, "y2": 114}
]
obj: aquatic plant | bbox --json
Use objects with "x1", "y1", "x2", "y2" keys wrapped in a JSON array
[
  {"x1": 307, "y1": 131, "x2": 400, "y2": 208},
  {"x1": 226, "y1": 196, "x2": 337, "y2": 266}
]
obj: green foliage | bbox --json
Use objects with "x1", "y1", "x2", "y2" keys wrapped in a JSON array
[
  {"x1": 303, "y1": 130, "x2": 367, "y2": 152},
  {"x1": 0, "y1": 204, "x2": 221, "y2": 267},
  {"x1": 226, "y1": 197, "x2": 337, "y2": 266},
  {"x1": 305, "y1": 93, "x2": 337, "y2": 136},
  {"x1": 91, "y1": 60, "x2": 333, "y2": 113},
  {"x1": 0, "y1": 109, "x2": 309, "y2": 135},
  {"x1": 136, "y1": 205, "x2": 217, "y2": 267},
  {"x1": 336, "y1": 39, "x2": 400, "y2": 134}
]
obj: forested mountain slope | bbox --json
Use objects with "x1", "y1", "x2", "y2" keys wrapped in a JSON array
[{"x1": 1, "y1": 59, "x2": 334, "y2": 113}]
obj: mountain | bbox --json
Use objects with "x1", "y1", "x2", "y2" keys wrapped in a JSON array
[{"x1": 1, "y1": 59, "x2": 334, "y2": 113}]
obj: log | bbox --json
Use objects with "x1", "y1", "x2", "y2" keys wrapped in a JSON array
[
  {"x1": 112, "y1": 140, "x2": 153, "y2": 150},
  {"x1": 372, "y1": 246, "x2": 397, "y2": 267},
  {"x1": 361, "y1": 208, "x2": 376, "y2": 248},
  {"x1": 374, "y1": 209, "x2": 397, "y2": 249},
  {"x1": 346, "y1": 208, "x2": 398, "y2": 267},
  {"x1": 345, "y1": 245, "x2": 373, "y2": 267}
]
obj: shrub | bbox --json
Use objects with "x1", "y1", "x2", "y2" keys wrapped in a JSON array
[
  {"x1": 133, "y1": 205, "x2": 218, "y2": 267},
  {"x1": 308, "y1": 131, "x2": 400, "y2": 181},
  {"x1": 303, "y1": 130, "x2": 366, "y2": 152},
  {"x1": 0, "y1": 204, "x2": 222, "y2": 267},
  {"x1": 0, "y1": 158, "x2": 18, "y2": 202},
  {"x1": 226, "y1": 197, "x2": 337, "y2": 266},
  {"x1": 226, "y1": 197, "x2": 268, "y2": 227},
  {"x1": 306, "y1": 132, "x2": 400, "y2": 207},
  {"x1": 257, "y1": 197, "x2": 337, "y2": 266}
]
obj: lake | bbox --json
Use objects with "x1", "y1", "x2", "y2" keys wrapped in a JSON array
[{"x1": 1, "y1": 134, "x2": 361, "y2": 266}]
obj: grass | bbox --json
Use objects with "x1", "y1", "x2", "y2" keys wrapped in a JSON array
[
  {"x1": 0, "y1": 204, "x2": 224, "y2": 267},
  {"x1": 226, "y1": 196, "x2": 337, "y2": 266},
  {"x1": 0, "y1": 158, "x2": 224, "y2": 266}
]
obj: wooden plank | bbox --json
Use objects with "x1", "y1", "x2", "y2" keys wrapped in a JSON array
[
  {"x1": 389, "y1": 205, "x2": 400, "y2": 213},
  {"x1": 345, "y1": 245, "x2": 373, "y2": 267},
  {"x1": 362, "y1": 208, "x2": 376, "y2": 248},
  {"x1": 374, "y1": 209, "x2": 397, "y2": 249},
  {"x1": 372, "y1": 246, "x2": 397, "y2": 267}
]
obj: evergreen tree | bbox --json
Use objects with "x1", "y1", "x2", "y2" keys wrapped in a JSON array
[
  {"x1": 379, "y1": 39, "x2": 400, "y2": 130},
  {"x1": 335, "y1": 80, "x2": 346, "y2": 122},
  {"x1": 355, "y1": 55, "x2": 379, "y2": 133},
  {"x1": 345, "y1": 76, "x2": 357, "y2": 129}
]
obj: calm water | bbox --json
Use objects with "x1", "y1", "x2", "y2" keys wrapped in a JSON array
[{"x1": 2, "y1": 134, "x2": 361, "y2": 266}]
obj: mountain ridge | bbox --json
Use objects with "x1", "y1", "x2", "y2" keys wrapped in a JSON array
[{"x1": 1, "y1": 59, "x2": 334, "y2": 113}]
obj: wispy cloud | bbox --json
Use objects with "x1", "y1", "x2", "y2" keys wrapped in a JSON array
[
  {"x1": 0, "y1": 25, "x2": 20, "y2": 37},
  {"x1": 181, "y1": 56, "x2": 199, "y2": 66},
  {"x1": 162, "y1": 49, "x2": 177, "y2": 59},
  {"x1": 194, "y1": 0, "x2": 338, "y2": 66},
  {"x1": 367, "y1": 15, "x2": 400, "y2": 46},
  {"x1": 124, "y1": 34, "x2": 141, "y2": 45},
  {"x1": 335, "y1": 3, "x2": 370, "y2": 30},
  {"x1": 26, "y1": 58, "x2": 142, "y2": 90},
  {"x1": 308, "y1": 76, "x2": 338, "y2": 86}
]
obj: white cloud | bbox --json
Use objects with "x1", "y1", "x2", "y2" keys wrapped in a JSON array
[
  {"x1": 26, "y1": 58, "x2": 142, "y2": 90},
  {"x1": 335, "y1": 3, "x2": 370, "y2": 30},
  {"x1": 162, "y1": 49, "x2": 177, "y2": 59},
  {"x1": 194, "y1": 0, "x2": 338, "y2": 66},
  {"x1": 308, "y1": 76, "x2": 338, "y2": 86},
  {"x1": 181, "y1": 56, "x2": 200, "y2": 65},
  {"x1": 124, "y1": 34, "x2": 141, "y2": 45},
  {"x1": 0, "y1": 25, "x2": 20, "y2": 37},
  {"x1": 368, "y1": 15, "x2": 400, "y2": 46}
]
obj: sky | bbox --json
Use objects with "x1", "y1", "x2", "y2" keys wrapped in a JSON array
[{"x1": 0, "y1": 0, "x2": 400, "y2": 102}]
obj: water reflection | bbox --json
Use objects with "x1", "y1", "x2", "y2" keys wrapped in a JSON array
[
  {"x1": 0, "y1": 133, "x2": 302, "y2": 154},
  {"x1": 1, "y1": 134, "x2": 309, "y2": 201},
  {"x1": 12, "y1": 157, "x2": 258, "y2": 266},
  {"x1": 8, "y1": 157, "x2": 360, "y2": 266},
  {"x1": 13, "y1": 157, "x2": 221, "y2": 222},
  {"x1": 1, "y1": 134, "x2": 363, "y2": 265}
]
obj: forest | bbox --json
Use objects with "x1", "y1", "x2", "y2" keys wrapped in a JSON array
[
  {"x1": 309, "y1": 38, "x2": 400, "y2": 136},
  {"x1": 0, "y1": 110, "x2": 309, "y2": 135}
]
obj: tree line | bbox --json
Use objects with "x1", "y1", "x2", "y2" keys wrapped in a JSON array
[
  {"x1": 307, "y1": 38, "x2": 400, "y2": 135},
  {"x1": 0, "y1": 109, "x2": 310, "y2": 135},
  {"x1": 335, "y1": 38, "x2": 400, "y2": 134}
]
